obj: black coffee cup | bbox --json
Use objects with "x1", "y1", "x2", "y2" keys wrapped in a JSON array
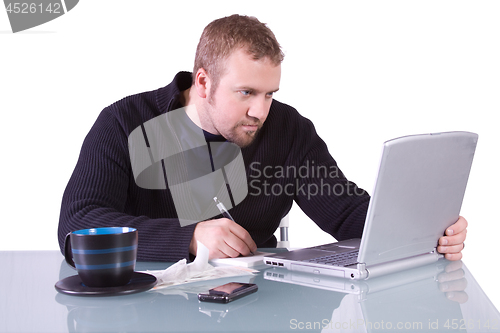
[{"x1": 64, "y1": 227, "x2": 138, "y2": 288}]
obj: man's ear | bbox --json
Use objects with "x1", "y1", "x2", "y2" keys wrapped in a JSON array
[{"x1": 194, "y1": 68, "x2": 211, "y2": 99}]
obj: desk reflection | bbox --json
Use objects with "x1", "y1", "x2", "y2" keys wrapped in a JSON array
[
  {"x1": 265, "y1": 259, "x2": 468, "y2": 332},
  {"x1": 55, "y1": 257, "x2": 500, "y2": 333}
]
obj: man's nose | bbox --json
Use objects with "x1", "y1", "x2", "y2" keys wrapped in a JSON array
[{"x1": 247, "y1": 97, "x2": 270, "y2": 121}]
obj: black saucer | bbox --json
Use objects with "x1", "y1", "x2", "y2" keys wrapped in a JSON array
[{"x1": 55, "y1": 272, "x2": 157, "y2": 297}]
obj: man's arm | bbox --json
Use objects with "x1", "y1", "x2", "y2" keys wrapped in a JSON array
[
  {"x1": 58, "y1": 109, "x2": 196, "y2": 262},
  {"x1": 290, "y1": 116, "x2": 370, "y2": 242}
]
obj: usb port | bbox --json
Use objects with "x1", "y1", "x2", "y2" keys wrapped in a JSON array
[
  {"x1": 272, "y1": 262, "x2": 278, "y2": 266},
  {"x1": 278, "y1": 263, "x2": 284, "y2": 267},
  {"x1": 266, "y1": 261, "x2": 272, "y2": 265}
]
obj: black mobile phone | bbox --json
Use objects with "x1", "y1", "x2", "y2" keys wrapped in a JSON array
[{"x1": 198, "y1": 282, "x2": 258, "y2": 303}]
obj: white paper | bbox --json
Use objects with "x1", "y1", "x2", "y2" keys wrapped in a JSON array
[
  {"x1": 210, "y1": 251, "x2": 273, "y2": 268},
  {"x1": 141, "y1": 241, "x2": 258, "y2": 290},
  {"x1": 152, "y1": 275, "x2": 256, "y2": 298}
]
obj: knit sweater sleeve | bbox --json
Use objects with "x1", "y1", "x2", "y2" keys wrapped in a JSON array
[
  {"x1": 57, "y1": 108, "x2": 196, "y2": 262},
  {"x1": 290, "y1": 111, "x2": 370, "y2": 241}
]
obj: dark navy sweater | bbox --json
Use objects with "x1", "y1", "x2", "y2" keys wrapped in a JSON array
[{"x1": 58, "y1": 72, "x2": 370, "y2": 262}]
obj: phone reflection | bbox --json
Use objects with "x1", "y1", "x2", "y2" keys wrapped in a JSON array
[
  {"x1": 198, "y1": 292, "x2": 259, "y2": 323},
  {"x1": 57, "y1": 258, "x2": 260, "y2": 332},
  {"x1": 56, "y1": 257, "x2": 499, "y2": 332}
]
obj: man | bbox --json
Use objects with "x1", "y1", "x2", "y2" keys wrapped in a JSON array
[{"x1": 58, "y1": 15, "x2": 466, "y2": 262}]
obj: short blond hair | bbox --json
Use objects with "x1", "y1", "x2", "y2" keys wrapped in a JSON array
[{"x1": 193, "y1": 15, "x2": 284, "y2": 92}]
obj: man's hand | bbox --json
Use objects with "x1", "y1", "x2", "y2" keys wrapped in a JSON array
[
  {"x1": 190, "y1": 218, "x2": 257, "y2": 259},
  {"x1": 437, "y1": 216, "x2": 467, "y2": 261}
]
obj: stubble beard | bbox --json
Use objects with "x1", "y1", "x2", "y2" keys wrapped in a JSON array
[
  {"x1": 232, "y1": 125, "x2": 261, "y2": 148},
  {"x1": 207, "y1": 96, "x2": 262, "y2": 149}
]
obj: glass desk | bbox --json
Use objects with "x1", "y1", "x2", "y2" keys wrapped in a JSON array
[{"x1": 1, "y1": 251, "x2": 499, "y2": 333}]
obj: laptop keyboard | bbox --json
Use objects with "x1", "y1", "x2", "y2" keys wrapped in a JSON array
[{"x1": 304, "y1": 250, "x2": 359, "y2": 267}]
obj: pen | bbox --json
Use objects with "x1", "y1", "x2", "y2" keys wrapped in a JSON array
[
  {"x1": 214, "y1": 197, "x2": 235, "y2": 221},
  {"x1": 213, "y1": 197, "x2": 254, "y2": 255}
]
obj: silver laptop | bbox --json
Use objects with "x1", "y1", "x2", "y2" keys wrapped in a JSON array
[
  {"x1": 263, "y1": 131, "x2": 478, "y2": 280},
  {"x1": 263, "y1": 258, "x2": 448, "y2": 297}
]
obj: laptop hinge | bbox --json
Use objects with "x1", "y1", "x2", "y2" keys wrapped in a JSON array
[
  {"x1": 365, "y1": 250, "x2": 440, "y2": 279},
  {"x1": 356, "y1": 263, "x2": 368, "y2": 279}
]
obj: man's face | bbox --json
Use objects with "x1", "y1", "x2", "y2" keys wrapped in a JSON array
[{"x1": 203, "y1": 48, "x2": 281, "y2": 148}]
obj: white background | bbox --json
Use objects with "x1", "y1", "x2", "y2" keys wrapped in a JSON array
[{"x1": 1, "y1": 0, "x2": 499, "y2": 308}]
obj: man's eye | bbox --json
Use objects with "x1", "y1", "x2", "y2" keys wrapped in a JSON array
[
  {"x1": 240, "y1": 90, "x2": 251, "y2": 96},
  {"x1": 266, "y1": 92, "x2": 274, "y2": 97}
]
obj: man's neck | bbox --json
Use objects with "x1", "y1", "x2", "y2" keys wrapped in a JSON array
[
  {"x1": 180, "y1": 86, "x2": 191, "y2": 107},
  {"x1": 182, "y1": 86, "x2": 202, "y2": 129},
  {"x1": 182, "y1": 85, "x2": 220, "y2": 136}
]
